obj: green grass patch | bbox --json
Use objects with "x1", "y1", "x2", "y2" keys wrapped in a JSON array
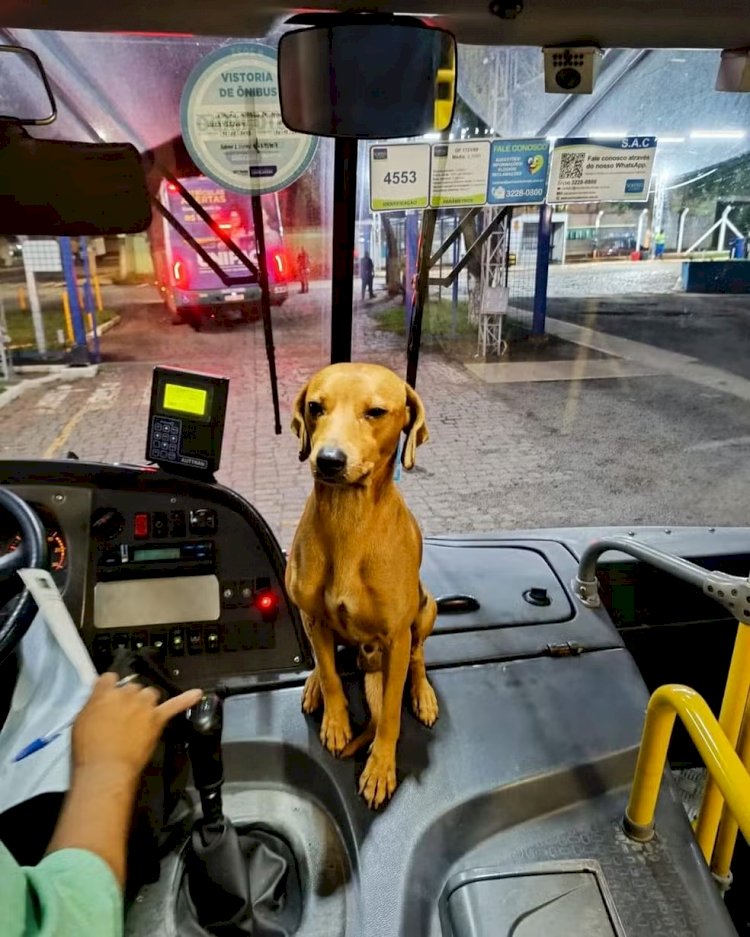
[
  {"x1": 374, "y1": 298, "x2": 475, "y2": 338},
  {"x1": 4, "y1": 307, "x2": 117, "y2": 349}
]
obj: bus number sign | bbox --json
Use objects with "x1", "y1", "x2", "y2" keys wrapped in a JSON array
[{"x1": 370, "y1": 144, "x2": 430, "y2": 212}]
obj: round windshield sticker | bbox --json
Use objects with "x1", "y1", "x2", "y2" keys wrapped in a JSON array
[{"x1": 180, "y1": 42, "x2": 318, "y2": 196}]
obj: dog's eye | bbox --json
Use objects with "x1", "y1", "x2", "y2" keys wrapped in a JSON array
[
  {"x1": 365, "y1": 407, "x2": 388, "y2": 419},
  {"x1": 308, "y1": 401, "x2": 324, "y2": 417}
]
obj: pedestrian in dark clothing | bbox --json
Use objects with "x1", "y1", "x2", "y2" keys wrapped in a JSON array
[{"x1": 361, "y1": 253, "x2": 374, "y2": 300}]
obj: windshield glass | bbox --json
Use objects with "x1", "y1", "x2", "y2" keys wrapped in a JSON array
[{"x1": 0, "y1": 29, "x2": 749, "y2": 545}]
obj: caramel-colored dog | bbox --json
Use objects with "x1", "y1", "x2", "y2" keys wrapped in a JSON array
[{"x1": 285, "y1": 363, "x2": 438, "y2": 808}]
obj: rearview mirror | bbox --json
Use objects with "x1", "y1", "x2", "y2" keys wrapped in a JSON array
[
  {"x1": 0, "y1": 126, "x2": 152, "y2": 235},
  {"x1": 0, "y1": 45, "x2": 56, "y2": 125},
  {"x1": 278, "y1": 18, "x2": 457, "y2": 139}
]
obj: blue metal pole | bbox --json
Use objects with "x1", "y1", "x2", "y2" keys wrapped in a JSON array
[
  {"x1": 405, "y1": 212, "x2": 419, "y2": 333},
  {"x1": 532, "y1": 204, "x2": 552, "y2": 336},
  {"x1": 59, "y1": 237, "x2": 89, "y2": 365},
  {"x1": 79, "y1": 237, "x2": 100, "y2": 364}
]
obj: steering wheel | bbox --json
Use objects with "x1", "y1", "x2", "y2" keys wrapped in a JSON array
[{"x1": 0, "y1": 487, "x2": 48, "y2": 668}]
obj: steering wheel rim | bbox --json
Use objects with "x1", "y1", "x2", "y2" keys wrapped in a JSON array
[{"x1": 0, "y1": 487, "x2": 48, "y2": 667}]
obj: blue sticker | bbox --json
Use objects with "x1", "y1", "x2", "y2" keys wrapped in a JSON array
[
  {"x1": 625, "y1": 179, "x2": 645, "y2": 194},
  {"x1": 487, "y1": 138, "x2": 550, "y2": 206}
]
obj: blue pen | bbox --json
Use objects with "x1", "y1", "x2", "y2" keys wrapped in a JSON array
[
  {"x1": 12, "y1": 674, "x2": 138, "y2": 763},
  {"x1": 13, "y1": 717, "x2": 75, "y2": 763}
]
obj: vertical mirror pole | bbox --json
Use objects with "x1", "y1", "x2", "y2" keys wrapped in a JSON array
[{"x1": 330, "y1": 137, "x2": 357, "y2": 363}]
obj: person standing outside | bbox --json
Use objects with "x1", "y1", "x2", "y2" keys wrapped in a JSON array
[
  {"x1": 296, "y1": 247, "x2": 310, "y2": 294},
  {"x1": 360, "y1": 252, "x2": 374, "y2": 300},
  {"x1": 653, "y1": 229, "x2": 666, "y2": 259}
]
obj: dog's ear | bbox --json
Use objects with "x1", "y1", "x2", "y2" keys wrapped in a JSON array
[
  {"x1": 290, "y1": 382, "x2": 311, "y2": 462},
  {"x1": 402, "y1": 384, "x2": 429, "y2": 470}
]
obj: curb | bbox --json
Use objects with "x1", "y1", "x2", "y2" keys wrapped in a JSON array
[
  {"x1": 8, "y1": 313, "x2": 121, "y2": 352},
  {"x1": 0, "y1": 364, "x2": 99, "y2": 411},
  {"x1": 88, "y1": 313, "x2": 121, "y2": 341}
]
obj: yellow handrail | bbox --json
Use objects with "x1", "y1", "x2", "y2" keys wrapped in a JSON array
[
  {"x1": 693, "y1": 621, "x2": 750, "y2": 862},
  {"x1": 712, "y1": 691, "x2": 750, "y2": 878},
  {"x1": 624, "y1": 684, "x2": 750, "y2": 846}
]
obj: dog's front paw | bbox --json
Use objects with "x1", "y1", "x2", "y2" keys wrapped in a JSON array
[
  {"x1": 411, "y1": 677, "x2": 439, "y2": 727},
  {"x1": 301, "y1": 669, "x2": 322, "y2": 714},
  {"x1": 359, "y1": 747, "x2": 397, "y2": 809},
  {"x1": 320, "y1": 704, "x2": 352, "y2": 756}
]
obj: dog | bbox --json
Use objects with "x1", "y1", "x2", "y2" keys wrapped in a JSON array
[{"x1": 285, "y1": 363, "x2": 438, "y2": 809}]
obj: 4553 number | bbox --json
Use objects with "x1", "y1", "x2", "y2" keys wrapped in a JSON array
[{"x1": 383, "y1": 170, "x2": 418, "y2": 185}]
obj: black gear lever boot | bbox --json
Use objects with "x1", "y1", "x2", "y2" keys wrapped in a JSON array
[
  {"x1": 184, "y1": 693, "x2": 250, "y2": 927},
  {"x1": 177, "y1": 693, "x2": 303, "y2": 936}
]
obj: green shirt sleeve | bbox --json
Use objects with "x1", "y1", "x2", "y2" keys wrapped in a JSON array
[{"x1": 0, "y1": 840, "x2": 122, "y2": 937}]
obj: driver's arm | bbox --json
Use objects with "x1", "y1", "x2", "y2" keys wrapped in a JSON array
[{"x1": 0, "y1": 673, "x2": 202, "y2": 937}]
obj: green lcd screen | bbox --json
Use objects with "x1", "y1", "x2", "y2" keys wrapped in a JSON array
[
  {"x1": 162, "y1": 382, "x2": 208, "y2": 418},
  {"x1": 133, "y1": 546, "x2": 181, "y2": 562}
]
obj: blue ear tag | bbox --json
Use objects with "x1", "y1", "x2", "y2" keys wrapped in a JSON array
[{"x1": 394, "y1": 438, "x2": 403, "y2": 483}]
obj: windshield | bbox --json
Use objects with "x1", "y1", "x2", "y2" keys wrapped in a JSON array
[{"x1": 0, "y1": 28, "x2": 749, "y2": 546}]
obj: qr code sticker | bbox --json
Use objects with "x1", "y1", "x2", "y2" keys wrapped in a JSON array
[{"x1": 559, "y1": 152, "x2": 585, "y2": 180}]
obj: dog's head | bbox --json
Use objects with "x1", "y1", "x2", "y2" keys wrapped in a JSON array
[{"x1": 290, "y1": 363, "x2": 429, "y2": 485}]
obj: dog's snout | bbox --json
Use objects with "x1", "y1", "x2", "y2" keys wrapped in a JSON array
[{"x1": 316, "y1": 447, "x2": 347, "y2": 477}]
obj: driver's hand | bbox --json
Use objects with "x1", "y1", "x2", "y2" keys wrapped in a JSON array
[{"x1": 72, "y1": 672, "x2": 203, "y2": 781}]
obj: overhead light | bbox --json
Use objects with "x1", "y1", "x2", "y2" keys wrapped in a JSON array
[
  {"x1": 690, "y1": 129, "x2": 746, "y2": 140},
  {"x1": 589, "y1": 130, "x2": 628, "y2": 138},
  {"x1": 423, "y1": 132, "x2": 441, "y2": 140},
  {"x1": 657, "y1": 136, "x2": 686, "y2": 143}
]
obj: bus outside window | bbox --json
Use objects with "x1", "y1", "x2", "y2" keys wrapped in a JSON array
[{"x1": 150, "y1": 176, "x2": 288, "y2": 330}]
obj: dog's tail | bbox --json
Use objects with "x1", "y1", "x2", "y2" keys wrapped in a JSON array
[{"x1": 341, "y1": 671, "x2": 382, "y2": 758}]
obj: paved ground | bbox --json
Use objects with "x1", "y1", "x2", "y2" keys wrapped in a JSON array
[{"x1": 2, "y1": 266, "x2": 750, "y2": 548}]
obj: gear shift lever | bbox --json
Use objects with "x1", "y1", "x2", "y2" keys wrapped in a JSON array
[
  {"x1": 179, "y1": 693, "x2": 303, "y2": 935},
  {"x1": 184, "y1": 692, "x2": 250, "y2": 928},
  {"x1": 187, "y1": 692, "x2": 224, "y2": 825}
]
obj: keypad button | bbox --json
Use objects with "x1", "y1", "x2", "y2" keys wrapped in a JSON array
[
  {"x1": 188, "y1": 627, "x2": 203, "y2": 654},
  {"x1": 170, "y1": 628, "x2": 185, "y2": 656},
  {"x1": 189, "y1": 509, "x2": 218, "y2": 534},
  {"x1": 151, "y1": 632, "x2": 167, "y2": 652},
  {"x1": 168, "y1": 511, "x2": 186, "y2": 537},
  {"x1": 238, "y1": 580, "x2": 254, "y2": 603},
  {"x1": 221, "y1": 581, "x2": 237, "y2": 607}
]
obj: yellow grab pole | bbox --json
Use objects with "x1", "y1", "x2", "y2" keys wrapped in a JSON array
[
  {"x1": 624, "y1": 685, "x2": 750, "y2": 846},
  {"x1": 61, "y1": 291, "x2": 74, "y2": 344},
  {"x1": 18, "y1": 286, "x2": 26, "y2": 311},
  {"x1": 694, "y1": 622, "x2": 750, "y2": 862},
  {"x1": 92, "y1": 272, "x2": 103, "y2": 312},
  {"x1": 712, "y1": 693, "x2": 750, "y2": 878}
]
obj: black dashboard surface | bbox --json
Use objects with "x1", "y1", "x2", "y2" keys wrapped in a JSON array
[{"x1": 0, "y1": 460, "x2": 310, "y2": 691}]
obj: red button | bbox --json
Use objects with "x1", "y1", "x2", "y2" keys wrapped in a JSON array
[{"x1": 134, "y1": 513, "x2": 149, "y2": 539}]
